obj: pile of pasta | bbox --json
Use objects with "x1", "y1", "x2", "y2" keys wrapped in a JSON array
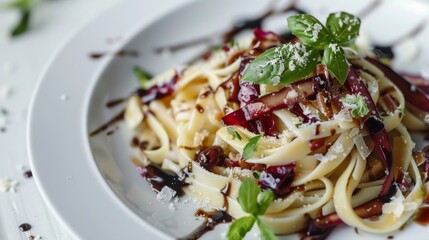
[{"x1": 125, "y1": 36, "x2": 427, "y2": 235}]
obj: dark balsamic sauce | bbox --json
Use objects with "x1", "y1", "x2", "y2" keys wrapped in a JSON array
[
  {"x1": 299, "y1": 226, "x2": 335, "y2": 240},
  {"x1": 89, "y1": 110, "x2": 125, "y2": 137},
  {"x1": 23, "y1": 170, "x2": 33, "y2": 178},
  {"x1": 106, "y1": 98, "x2": 126, "y2": 108},
  {"x1": 156, "y1": 3, "x2": 306, "y2": 54},
  {"x1": 415, "y1": 206, "x2": 429, "y2": 226},
  {"x1": 106, "y1": 130, "x2": 115, "y2": 136},
  {"x1": 18, "y1": 223, "x2": 31, "y2": 232},
  {"x1": 178, "y1": 209, "x2": 233, "y2": 240},
  {"x1": 200, "y1": 89, "x2": 213, "y2": 99},
  {"x1": 372, "y1": 45, "x2": 395, "y2": 60},
  {"x1": 315, "y1": 124, "x2": 321, "y2": 135},
  {"x1": 138, "y1": 164, "x2": 188, "y2": 195},
  {"x1": 131, "y1": 137, "x2": 140, "y2": 148},
  {"x1": 387, "y1": 236, "x2": 394, "y2": 239},
  {"x1": 221, "y1": 182, "x2": 231, "y2": 211},
  {"x1": 195, "y1": 104, "x2": 204, "y2": 113},
  {"x1": 89, "y1": 50, "x2": 139, "y2": 60}
]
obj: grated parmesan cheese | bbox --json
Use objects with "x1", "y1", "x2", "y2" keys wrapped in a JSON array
[
  {"x1": 382, "y1": 186, "x2": 418, "y2": 218},
  {"x1": 0, "y1": 178, "x2": 19, "y2": 193},
  {"x1": 157, "y1": 186, "x2": 177, "y2": 203}
]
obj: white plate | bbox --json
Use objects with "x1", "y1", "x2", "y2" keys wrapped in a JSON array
[{"x1": 28, "y1": 0, "x2": 429, "y2": 239}]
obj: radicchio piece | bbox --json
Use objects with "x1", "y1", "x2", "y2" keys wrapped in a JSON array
[
  {"x1": 290, "y1": 104, "x2": 317, "y2": 124},
  {"x1": 238, "y1": 81, "x2": 260, "y2": 106},
  {"x1": 305, "y1": 198, "x2": 383, "y2": 239},
  {"x1": 365, "y1": 57, "x2": 429, "y2": 113},
  {"x1": 136, "y1": 73, "x2": 180, "y2": 103},
  {"x1": 245, "y1": 115, "x2": 276, "y2": 135},
  {"x1": 258, "y1": 163, "x2": 295, "y2": 197},
  {"x1": 344, "y1": 67, "x2": 394, "y2": 200},
  {"x1": 222, "y1": 79, "x2": 315, "y2": 126},
  {"x1": 253, "y1": 28, "x2": 281, "y2": 42},
  {"x1": 400, "y1": 73, "x2": 429, "y2": 95}
]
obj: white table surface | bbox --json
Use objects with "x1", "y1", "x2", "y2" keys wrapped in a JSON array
[{"x1": 0, "y1": 1, "x2": 152, "y2": 239}]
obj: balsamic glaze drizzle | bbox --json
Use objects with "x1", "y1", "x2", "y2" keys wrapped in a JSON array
[{"x1": 178, "y1": 209, "x2": 233, "y2": 240}]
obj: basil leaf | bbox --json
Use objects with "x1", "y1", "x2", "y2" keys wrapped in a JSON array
[
  {"x1": 227, "y1": 127, "x2": 242, "y2": 140},
  {"x1": 6, "y1": 0, "x2": 31, "y2": 9},
  {"x1": 242, "y1": 135, "x2": 262, "y2": 160},
  {"x1": 326, "y1": 12, "x2": 361, "y2": 46},
  {"x1": 238, "y1": 178, "x2": 260, "y2": 214},
  {"x1": 257, "y1": 218, "x2": 276, "y2": 240},
  {"x1": 11, "y1": 8, "x2": 30, "y2": 37},
  {"x1": 287, "y1": 14, "x2": 331, "y2": 49},
  {"x1": 227, "y1": 216, "x2": 256, "y2": 240},
  {"x1": 322, "y1": 44, "x2": 349, "y2": 84},
  {"x1": 134, "y1": 67, "x2": 152, "y2": 89},
  {"x1": 253, "y1": 172, "x2": 261, "y2": 180},
  {"x1": 256, "y1": 190, "x2": 274, "y2": 216},
  {"x1": 242, "y1": 43, "x2": 318, "y2": 85}
]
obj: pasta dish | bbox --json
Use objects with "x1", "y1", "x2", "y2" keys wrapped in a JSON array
[{"x1": 122, "y1": 11, "x2": 429, "y2": 240}]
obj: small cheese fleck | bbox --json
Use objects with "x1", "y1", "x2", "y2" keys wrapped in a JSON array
[
  {"x1": 156, "y1": 186, "x2": 177, "y2": 203},
  {"x1": 0, "y1": 178, "x2": 19, "y2": 193},
  {"x1": 382, "y1": 186, "x2": 418, "y2": 218},
  {"x1": 315, "y1": 153, "x2": 336, "y2": 162}
]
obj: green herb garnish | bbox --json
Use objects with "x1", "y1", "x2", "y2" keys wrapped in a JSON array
[
  {"x1": 252, "y1": 171, "x2": 260, "y2": 179},
  {"x1": 229, "y1": 39, "x2": 238, "y2": 48},
  {"x1": 341, "y1": 94, "x2": 370, "y2": 118},
  {"x1": 242, "y1": 135, "x2": 262, "y2": 160},
  {"x1": 134, "y1": 66, "x2": 152, "y2": 89},
  {"x1": 242, "y1": 11, "x2": 361, "y2": 85},
  {"x1": 211, "y1": 44, "x2": 222, "y2": 51},
  {"x1": 7, "y1": 0, "x2": 32, "y2": 37},
  {"x1": 227, "y1": 179, "x2": 275, "y2": 240},
  {"x1": 227, "y1": 127, "x2": 243, "y2": 140}
]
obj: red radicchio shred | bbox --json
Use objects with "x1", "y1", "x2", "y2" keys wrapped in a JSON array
[
  {"x1": 344, "y1": 67, "x2": 394, "y2": 200},
  {"x1": 380, "y1": 94, "x2": 398, "y2": 113},
  {"x1": 258, "y1": 163, "x2": 295, "y2": 197},
  {"x1": 238, "y1": 81, "x2": 260, "y2": 106},
  {"x1": 239, "y1": 57, "x2": 254, "y2": 76},
  {"x1": 222, "y1": 79, "x2": 315, "y2": 126},
  {"x1": 309, "y1": 137, "x2": 327, "y2": 151},
  {"x1": 244, "y1": 115, "x2": 276, "y2": 135},
  {"x1": 365, "y1": 57, "x2": 429, "y2": 112},
  {"x1": 137, "y1": 73, "x2": 180, "y2": 103},
  {"x1": 202, "y1": 51, "x2": 212, "y2": 61},
  {"x1": 290, "y1": 104, "x2": 317, "y2": 124},
  {"x1": 400, "y1": 73, "x2": 429, "y2": 95},
  {"x1": 253, "y1": 28, "x2": 281, "y2": 42},
  {"x1": 306, "y1": 198, "x2": 383, "y2": 238}
]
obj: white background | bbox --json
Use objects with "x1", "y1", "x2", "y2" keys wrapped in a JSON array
[{"x1": 0, "y1": 1, "x2": 124, "y2": 239}]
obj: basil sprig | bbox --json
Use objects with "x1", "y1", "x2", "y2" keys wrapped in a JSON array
[
  {"x1": 6, "y1": 0, "x2": 33, "y2": 37},
  {"x1": 243, "y1": 12, "x2": 361, "y2": 85},
  {"x1": 227, "y1": 179, "x2": 275, "y2": 240}
]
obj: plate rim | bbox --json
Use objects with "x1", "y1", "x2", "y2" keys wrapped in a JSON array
[{"x1": 27, "y1": 0, "x2": 194, "y2": 239}]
